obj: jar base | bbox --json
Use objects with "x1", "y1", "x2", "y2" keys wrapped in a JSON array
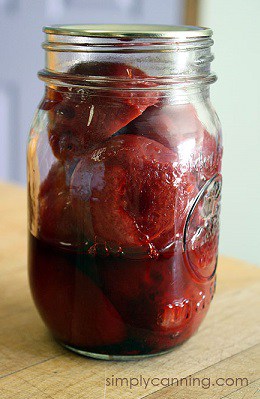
[{"x1": 60, "y1": 342, "x2": 176, "y2": 361}]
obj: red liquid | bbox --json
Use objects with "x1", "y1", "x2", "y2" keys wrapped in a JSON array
[{"x1": 29, "y1": 233, "x2": 215, "y2": 356}]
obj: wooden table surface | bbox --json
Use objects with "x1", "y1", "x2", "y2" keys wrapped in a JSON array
[{"x1": 0, "y1": 182, "x2": 259, "y2": 399}]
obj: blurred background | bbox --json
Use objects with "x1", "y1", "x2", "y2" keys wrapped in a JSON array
[{"x1": 0, "y1": 0, "x2": 259, "y2": 265}]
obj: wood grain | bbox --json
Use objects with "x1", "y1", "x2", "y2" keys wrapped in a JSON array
[{"x1": 0, "y1": 183, "x2": 259, "y2": 398}]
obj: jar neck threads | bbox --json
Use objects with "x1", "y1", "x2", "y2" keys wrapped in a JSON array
[{"x1": 40, "y1": 25, "x2": 216, "y2": 90}]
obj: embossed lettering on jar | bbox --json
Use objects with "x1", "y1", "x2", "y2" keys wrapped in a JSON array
[{"x1": 27, "y1": 24, "x2": 222, "y2": 359}]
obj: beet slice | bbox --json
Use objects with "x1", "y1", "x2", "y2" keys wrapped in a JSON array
[
  {"x1": 39, "y1": 88, "x2": 63, "y2": 111},
  {"x1": 184, "y1": 174, "x2": 221, "y2": 279},
  {"x1": 198, "y1": 129, "x2": 222, "y2": 184},
  {"x1": 38, "y1": 161, "x2": 91, "y2": 247},
  {"x1": 71, "y1": 134, "x2": 197, "y2": 253},
  {"x1": 69, "y1": 267, "x2": 127, "y2": 348},
  {"x1": 186, "y1": 235, "x2": 219, "y2": 279},
  {"x1": 98, "y1": 256, "x2": 175, "y2": 320},
  {"x1": 29, "y1": 237, "x2": 126, "y2": 348},
  {"x1": 122, "y1": 103, "x2": 204, "y2": 150},
  {"x1": 45, "y1": 62, "x2": 158, "y2": 161},
  {"x1": 97, "y1": 253, "x2": 213, "y2": 351},
  {"x1": 121, "y1": 103, "x2": 222, "y2": 186}
]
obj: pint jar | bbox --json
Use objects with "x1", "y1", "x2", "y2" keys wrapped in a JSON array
[{"x1": 27, "y1": 25, "x2": 222, "y2": 359}]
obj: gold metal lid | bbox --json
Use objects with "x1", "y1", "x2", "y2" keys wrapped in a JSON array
[{"x1": 43, "y1": 24, "x2": 212, "y2": 39}]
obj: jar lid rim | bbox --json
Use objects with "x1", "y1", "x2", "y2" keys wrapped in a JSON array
[{"x1": 43, "y1": 24, "x2": 212, "y2": 39}]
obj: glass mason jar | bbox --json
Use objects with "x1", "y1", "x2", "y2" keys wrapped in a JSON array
[{"x1": 27, "y1": 25, "x2": 222, "y2": 360}]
